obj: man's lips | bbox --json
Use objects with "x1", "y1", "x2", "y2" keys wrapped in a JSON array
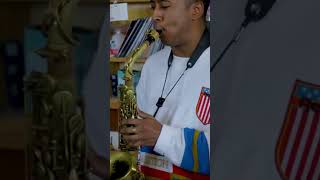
[
  {"x1": 155, "y1": 29, "x2": 165, "y2": 39},
  {"x1": 156, "y1": 29, "x2": 163, "y2": 35},
  {"x1": 153, "y1": 25, "x2": 164, "y2": 35}
]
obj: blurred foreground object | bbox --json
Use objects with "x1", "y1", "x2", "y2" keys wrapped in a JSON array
[{"x1": 24, "y1": 0, "x2": 88, "y2": 179}]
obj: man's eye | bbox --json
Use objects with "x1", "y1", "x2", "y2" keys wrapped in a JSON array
[
  {"x1": 160, "y1": 2, "x2": 170, "y2": 9},
  {"x1": 150, "y1": 3, "x2": 156, "y2": 9}
]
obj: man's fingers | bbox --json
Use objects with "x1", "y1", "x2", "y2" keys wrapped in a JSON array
[
  {"x1": 123, "y1": 134, "x2": 140, "y2": 142},
  {"x1": 121, "y1": 119, "x2": 141, "y2": 126},
  {"x1": 123, "y1": 135, "x2": 142, "y2": 147},
  {"x1": 120, "y1": 126, "x2": 140, "y2": 135},
  {"x1": 123, "y1": 128, "x2": 150, "y2": 147}
]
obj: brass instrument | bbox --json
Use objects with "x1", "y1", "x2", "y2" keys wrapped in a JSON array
[
  {"x1": 110, "y1": 29, "x2": 159, "y2": 180},
  {"x1": 25, "y1": 0, "x2": 87, "y2": 179},
  {"x1": 36, "y1": 0, "x2": 80, "y2": 62}
]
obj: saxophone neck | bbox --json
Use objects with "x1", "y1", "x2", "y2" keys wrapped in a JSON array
[
  {"x1": 127, "y1": 41, "x2": 149, "y2": 66},
  {"x1": 124, "y1": 41, "x2": 149, "y2": 88},
  {"x1": 124, "y1": 29, "x2": 159, "y2": 88}
]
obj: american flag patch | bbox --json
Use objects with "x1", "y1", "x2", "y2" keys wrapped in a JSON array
[
  {"x1": 196, "y1": 87, "x2": 211, "y2": 125},
  {"x1": 276, "y1": 80, "x2": 320, "y2": 180}
]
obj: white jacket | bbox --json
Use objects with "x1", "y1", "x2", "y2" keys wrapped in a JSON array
[{"x1": 136, "y1": 46, "x2": 210, "y2": 175}]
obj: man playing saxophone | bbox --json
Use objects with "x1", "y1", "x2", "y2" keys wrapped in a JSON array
[{"x1": 121, "y1": 0, "x2": 211, "y2": 179}]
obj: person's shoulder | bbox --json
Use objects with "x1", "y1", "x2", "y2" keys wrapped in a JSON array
[
  {"x1": 197, "y1": 46, "x2": 210, "y2": 64},
  {"x1": 202, "y1": 46, "x2": 210, "y2": 57},
  {"x1": 198, "y1": 46, "x2": 210, "y2": 65}
]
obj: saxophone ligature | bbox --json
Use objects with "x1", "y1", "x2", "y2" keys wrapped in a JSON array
[{"x1": 110, "y1": 29, "x2": 159, "y2": 180}]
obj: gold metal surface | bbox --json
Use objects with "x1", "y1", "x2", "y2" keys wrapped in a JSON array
[
  {"x1": 110, "y1": 29, "x2": 159, "y2": 180},
  {"x1": 25, "y1": 0, "x2": 87, "y2": 179}
]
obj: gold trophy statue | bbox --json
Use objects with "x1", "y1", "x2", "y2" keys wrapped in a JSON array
[
  {"x1": 24, "y1": 0, "x2": 87, "y2": 179},
  {"x1": 110, "y1": 29, "x2": 159, "y2": 180}
]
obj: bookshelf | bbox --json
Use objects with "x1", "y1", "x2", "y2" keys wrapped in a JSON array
[
  {"x1": 110, "y1": 0, "x2": 152, "y2": 22},
  {"x1": 110, "y1": 97, "x2": 120, "y2": 109},
  {"x1": 109, "y1": 0, "x2": 151, "y2": 131},
  {"x1": 110, "y1": 57, "x2": 146, "y2": 63},
  {"x1": 109, "y1": 56, "x2": 147, "y2": 130}
]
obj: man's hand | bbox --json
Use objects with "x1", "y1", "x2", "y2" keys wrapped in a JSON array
[{"x1": 120, "y1": 110, "x2": 162, "y2": 147}]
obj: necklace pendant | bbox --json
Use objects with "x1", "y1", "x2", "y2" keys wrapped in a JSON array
[{"x1": 156, "y1": 97, "x2": 166, "y2": 107}]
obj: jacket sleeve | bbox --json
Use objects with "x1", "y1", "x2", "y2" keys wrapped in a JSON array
[{"x1": 153, "y1": 125, "x2": 210, "y2": 175}]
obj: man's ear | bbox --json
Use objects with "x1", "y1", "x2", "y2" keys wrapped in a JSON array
[{"x1": 191, "y1": 1, "x2": 204, "y2": 21}]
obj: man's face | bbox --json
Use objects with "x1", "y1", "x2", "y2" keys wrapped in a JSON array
[{"x1": 151, "y1": 0, "x2": 193, "y2": 47}]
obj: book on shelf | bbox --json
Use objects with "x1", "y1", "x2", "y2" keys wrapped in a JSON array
[
  {"x1": 110, "y1": 74, "x2": 118, "y2": 97},
  {"x1": 126, "y1": 17, "x2": 152, "y2": 55},
  {"x1": 116, "y1": 17, "x2": 164, "y2": 58},
  {"x1": 117, "y1": 19, "x2": 142, "y2": 57}
]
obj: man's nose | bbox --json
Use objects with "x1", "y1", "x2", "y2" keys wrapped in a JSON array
[{"x1": 152, "y1": 6, "x2": 163, "y2": 23}]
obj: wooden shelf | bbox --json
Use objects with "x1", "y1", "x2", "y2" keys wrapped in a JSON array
[
  {"x1": 109, "y1": 0, "x2": 151, "y2": 130},
  {"x1": 110, "y1": 97, "x2": 120, "y2": 109},
  {"x1": 0, "y1": 111, "x2": 29, "y2": 150},
  {"x1": 110, "y1": 0, "x2": 152, "y2": 21},
  {"x1": 110, "y1": 57, "x2": 146, "y2": 63}
]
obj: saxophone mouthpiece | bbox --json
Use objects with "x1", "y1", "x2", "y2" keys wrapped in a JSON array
[
  {"x1": 156, "y1": 29, "x2": 162, "y2": 35},
  {"x1": 146, "y1": 29, "x2": 160, "y2": 44}
]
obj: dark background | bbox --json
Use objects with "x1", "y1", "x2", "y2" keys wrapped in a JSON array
[{"x1": 1, "y1": 0, "x2": 319, "y2": 179}]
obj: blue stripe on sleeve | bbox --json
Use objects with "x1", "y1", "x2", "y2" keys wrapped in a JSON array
[
  {"x1": 180, "y1": 128, "x2": 195, "y2": 171},
  {"x1": 180, "y1": 128, "x2": 210, "y2": 175},
  {"x1": 140, "y1": 146, "x2": 161, "y2": 156},
  {"x1": 197, "y1": 131, "x2": 210, "y2": 174}
]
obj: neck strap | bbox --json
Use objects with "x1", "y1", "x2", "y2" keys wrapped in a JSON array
[
  {"x1": 153, "y1": 28, "x2": 210, "y2": 117},
  {"x1": 167, "y1": 27, "x2": 210, "y2": 69}
]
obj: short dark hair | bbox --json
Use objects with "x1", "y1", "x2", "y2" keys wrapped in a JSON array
[{"x1": 186, "y1": 0, "x2": 210, "y2": 20}]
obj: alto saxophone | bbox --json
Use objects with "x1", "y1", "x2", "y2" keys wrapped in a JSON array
[{"x1": 110, "y1": 29, "x2": 159, "y2": 180}]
